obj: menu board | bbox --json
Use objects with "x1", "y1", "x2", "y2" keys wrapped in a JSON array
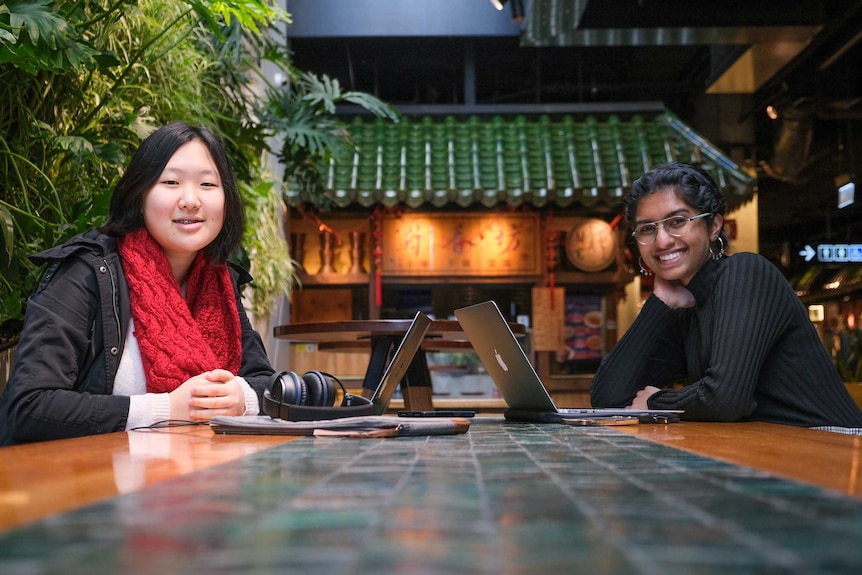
[
  {"x1": 563, "y1": 294, "x2": 604, "y2": 360},
  {"x1": 381, "y1": 213, "x2": 541, "y2": 276}
]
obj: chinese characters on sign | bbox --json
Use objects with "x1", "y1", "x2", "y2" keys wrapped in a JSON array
[{"x1": 382, "y1": 213, "x2": 541, "y2": 276}]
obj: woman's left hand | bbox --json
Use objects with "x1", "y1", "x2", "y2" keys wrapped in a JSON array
[
  {"x1": 653, "y1": 276, "x2": 696, "y2": 309},
  {"x1": 627, "y1": 386, "x2": 662, "y2": 410},
  {"x1": 187, "y1": 369, "x2": 246, "y2": 420}
]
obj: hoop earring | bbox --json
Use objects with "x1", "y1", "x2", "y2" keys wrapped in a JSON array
[
  {"x1": 709, "y1": 236, "x2": 726, "y2": 261},
  {"x1": 638, "y1": 256, "x2": 654, "y2": 276}
]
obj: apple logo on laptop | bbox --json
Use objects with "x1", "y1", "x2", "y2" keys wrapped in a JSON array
[{"x1": 494, "y1": 349, "x2": 508, "y2": 371}]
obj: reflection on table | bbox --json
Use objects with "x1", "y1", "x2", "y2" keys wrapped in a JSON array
[{"x1": 0, "y1": 426, "x2": 295, "y2": 531}]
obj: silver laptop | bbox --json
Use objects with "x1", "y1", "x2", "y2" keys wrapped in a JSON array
[
  {"x1": 454, "y1": 301, "x2": 682, "y2": 423},
  {"x1": 370, "y1": 310, "x2": 433, "y2": 415}
]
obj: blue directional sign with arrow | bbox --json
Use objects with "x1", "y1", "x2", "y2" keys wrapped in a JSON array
[{"x1": 799, "y1": 244, "x2": 862, "y2": 263}]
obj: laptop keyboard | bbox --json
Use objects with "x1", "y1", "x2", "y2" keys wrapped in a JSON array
[{"x1": 2, "y1": 420, "x2": 861, "y2": 574}]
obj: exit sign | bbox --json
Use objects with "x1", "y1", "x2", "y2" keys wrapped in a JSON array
[{"x1": 798, "y1": 244, "x2": 862, "y2": 263}]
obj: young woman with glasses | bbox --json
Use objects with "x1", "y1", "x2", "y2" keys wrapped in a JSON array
[{"x1": 590, "y1": 162, "x2": 862, "y2": 430}]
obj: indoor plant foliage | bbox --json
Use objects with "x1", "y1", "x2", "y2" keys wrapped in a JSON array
[
  {"x1": 0, "y1": 0, "x2": 397, "y2": 330},
  {"x1": 0, "y1": 0, "x2": 291, "y2": 326},
  {"x1": 260, "y1": 70, "x2": 400, "y2": 211}
]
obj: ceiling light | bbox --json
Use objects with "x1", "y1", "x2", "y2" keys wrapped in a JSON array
[{"x1": 489, "y1": 0, "x2": 524, "y2": 22}]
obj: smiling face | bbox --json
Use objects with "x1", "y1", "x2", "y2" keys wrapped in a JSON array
[
  {"x1": 142, "y1": 139, "x2": 225, "y2": 283},
  {"x1": 635, "y1": 187, "x2": 723, "y2": 285}
]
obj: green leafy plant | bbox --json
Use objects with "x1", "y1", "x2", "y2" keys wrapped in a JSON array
[
  {"x1": 0, "y1": 1, "x2": 401, "y2": 336},
  {"x1": 235, "y1": 179, "x2": 293, "y2": 319},
  {"x1": 260, "y1": 69, "x2": 400, "y2": 209},
  {"x1": 1, "y1": 0, "x2": 289, "y2": 323}
]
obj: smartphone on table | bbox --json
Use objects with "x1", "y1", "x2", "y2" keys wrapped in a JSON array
[{"x1": 398, "y1": 410, "x2": 476, "y2": 418}]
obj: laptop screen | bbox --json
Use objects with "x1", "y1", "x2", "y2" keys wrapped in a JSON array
[
  {"x1": 455, "y1": 301, "x2": 558, "y2": 412},
  {"x1": 370, "y1": 311, "x2": 432, "y2": 414}
]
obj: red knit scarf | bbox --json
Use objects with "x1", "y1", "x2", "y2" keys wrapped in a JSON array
[{"x1": 118, "y1": 228, "x2": 242, "y2": 393}]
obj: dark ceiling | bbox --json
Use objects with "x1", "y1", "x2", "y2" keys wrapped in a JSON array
[{"x1": 287, "y1": 0, "x2": 862, "y2": 271}]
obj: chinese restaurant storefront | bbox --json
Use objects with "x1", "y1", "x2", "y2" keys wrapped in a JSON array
[{"x1": 283, "y1": 108, "x2": 757, "y2": 406}]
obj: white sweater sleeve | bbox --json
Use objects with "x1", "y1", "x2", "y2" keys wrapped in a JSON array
[
  {"x1": 126, "y1": 393, "x2": 172, "y2": 430},
  {"x1": 237, "y1": 376, "x2": 261, "y2": 415}
]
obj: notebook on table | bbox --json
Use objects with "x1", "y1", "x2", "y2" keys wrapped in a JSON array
[{"x1": 454, "y1": 301, "x2": 682, "y2": 423}]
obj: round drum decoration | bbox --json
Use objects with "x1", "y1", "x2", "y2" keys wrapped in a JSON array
[{"x1": 564, "y1": 218, "x2": 618, "y2": 272}]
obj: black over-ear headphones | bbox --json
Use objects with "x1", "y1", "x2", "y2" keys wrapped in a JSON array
[{"x1": 262, "y1": 370, "x2": 375, "y2": 421}]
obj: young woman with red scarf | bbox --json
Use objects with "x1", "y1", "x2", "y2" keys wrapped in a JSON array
[{"x1": 0, "y1": 122, "x2": 275, "y2": 444}]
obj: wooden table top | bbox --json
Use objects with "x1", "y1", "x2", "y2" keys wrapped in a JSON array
[
  {"x1": 0, "y1": 425, "x2": 296, "y2": 531},
  {"x1": 619, "y1": 421, "x2": 862, "y2": 498},
  {"x1": 1, "y1": 420, "x2": 860, "y2": 533}
]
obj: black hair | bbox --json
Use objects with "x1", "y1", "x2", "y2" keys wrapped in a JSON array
[
  {"x1": 625, "y1": 161, "x2": 729, "y2": 247},
  {"x1": 99, "y1": 121, "x2": 244, "y2": 264}
]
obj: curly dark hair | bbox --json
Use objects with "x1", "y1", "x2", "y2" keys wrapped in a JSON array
[{"x1": 625, "y1": 161, "x2": 729, "y2": 248}]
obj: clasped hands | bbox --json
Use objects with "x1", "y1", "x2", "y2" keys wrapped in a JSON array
[{"x1": 169, "y1": 369, "x2": 246, "y2": 420}]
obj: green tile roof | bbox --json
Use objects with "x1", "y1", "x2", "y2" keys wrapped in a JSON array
[{"x1": 285, "y1": 111, "x2": 756, "y2": 210}]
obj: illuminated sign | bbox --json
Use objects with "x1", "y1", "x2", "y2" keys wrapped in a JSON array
[
  {"x1": 838, "y1": 181, "x2": 855, "y2": 208},
  {"x1": 799, "y1": 244, "x2": 862, "y2": 263},
  {"x1": 835, "y1": 174, "x2": 855, "y2": 209},
  {"x1": 382, "y1": 212, "x2": 541, "y2": 276}
]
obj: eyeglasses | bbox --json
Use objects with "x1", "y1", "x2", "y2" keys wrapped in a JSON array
[{"x1": 631, "y1": 213, "x2": 713, "y2": 245}]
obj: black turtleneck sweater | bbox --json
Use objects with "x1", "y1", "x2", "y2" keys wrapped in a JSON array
[{"x1": 591, "y1": 253, "x2": 862, "y2": 428}]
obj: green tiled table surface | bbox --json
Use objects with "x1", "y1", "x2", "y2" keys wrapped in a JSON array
[{"x1": 2, "y1": 420, "x2": 861, "y2": 574}]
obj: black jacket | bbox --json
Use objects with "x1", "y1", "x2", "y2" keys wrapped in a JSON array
[{"x1": 0, "y1": 229, "x2": 274, "y2": 445}]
